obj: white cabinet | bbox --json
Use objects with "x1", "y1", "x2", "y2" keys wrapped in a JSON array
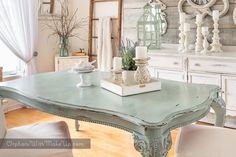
[
  {"x1": 55, "y1": 56, "x2": 89, "y2": 71},
  {"x1": 222, "y1": 75, "x2": 236, "y2": 116},
  {"x1": 149, "y1": 50, "x2": 236, "y2": 121},
  {"x1": 188, "y1": 72, "x2": 221, "y2": 113},
  {"x1": 148, "y1": 54, "x2": 186, "y2": 82}
]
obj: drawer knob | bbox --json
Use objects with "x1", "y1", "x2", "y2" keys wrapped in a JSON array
[
  {"x1": 173, "y1": 62, "x2": 179, "y2": 65},
  {"x1": 195, "y1": 63, "x2": 201, "y2": 67}
]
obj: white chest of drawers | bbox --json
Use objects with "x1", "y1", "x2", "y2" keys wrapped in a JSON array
[
  {"x1": 148, "y1": 46, "x2": 236, "y2": 127},
  {"x1": 55, "y1": 55, "x2": 89, "y2": 71}
]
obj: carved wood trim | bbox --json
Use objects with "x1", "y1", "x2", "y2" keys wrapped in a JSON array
[
  {"x1": 233, "y1": 7, "x2": 236, "y2": 24},
  {"x1": 178, "y1": 0, "x2": 229, "y2": 18},
  {"x1": 149, "y1": 0, "x2": 168, "y2": 35},
  {"x1": 186, "y1": 0, "x2": 217, "y2": 9}
]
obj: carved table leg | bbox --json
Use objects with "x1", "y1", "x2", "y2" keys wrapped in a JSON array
[
  {"x1": 0, "y1": 96, "x2": 3, "y2": 106},
  {"x1": 75, "y1": 120, "x2": 80, "y2": 131},
  {"x1": 211, "y1": 97, "x2": 226, "y2": 127},
  {"x1": 133, "y1": 130, "x2": 172, "y2": 157}
]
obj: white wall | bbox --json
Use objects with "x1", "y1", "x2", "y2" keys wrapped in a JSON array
[
  {"x1": 70, "y1": 0, "x2": 90, "y2": 53},
  {"x1": 36, "y1": 0, "x2": 90, "y2": 73}
]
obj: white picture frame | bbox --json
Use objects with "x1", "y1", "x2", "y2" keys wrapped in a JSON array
[
  {"x1": 39, "y1": 0, "x2": 54, "y2": 16},
  {"x1": 38, "y1": 0, "x2": 65, "y2": 18}
]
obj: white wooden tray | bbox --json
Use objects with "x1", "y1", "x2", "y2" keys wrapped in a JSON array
[{"x1": 100, "y1": 78, "x2": 161, "y2": 96}]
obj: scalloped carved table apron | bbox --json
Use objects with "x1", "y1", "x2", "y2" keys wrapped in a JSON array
[{"x1": 0, "y1": 71, "x2": 226, "y2": 157}]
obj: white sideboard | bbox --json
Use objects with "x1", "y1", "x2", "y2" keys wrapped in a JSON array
[
  {"x1": 148, "y1": 46, "x2": 236, "y2": 127},
  {"x1": 55, "y1": 55, "x2": 89, "y2": 71}
]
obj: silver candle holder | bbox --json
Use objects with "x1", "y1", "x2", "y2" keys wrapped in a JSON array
[
  {"x1": 134, "y1": 58, "x2": 151, "y2": 87},
  {"x1": 201, "y1": 27, "x2": 210, "y2": 55}
]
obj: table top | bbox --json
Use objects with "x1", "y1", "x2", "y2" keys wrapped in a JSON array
[{"x1": 0, "y1": 71, "x2": 219, "y2": 126}]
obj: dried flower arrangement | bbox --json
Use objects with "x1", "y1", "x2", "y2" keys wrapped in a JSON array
[{"x1": 44, "y1": 0, "x2": 87, "y2": 57}]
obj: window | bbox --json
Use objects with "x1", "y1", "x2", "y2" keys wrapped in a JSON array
[{"x1": 0, "y1": 40, "x2": 23, "y2": 75}]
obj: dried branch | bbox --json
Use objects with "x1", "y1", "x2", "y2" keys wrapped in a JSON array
[{"x1": 43, "y1": 0, "x2": 88, "y2": 40}]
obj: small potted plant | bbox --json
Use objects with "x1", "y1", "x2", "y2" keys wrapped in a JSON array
[{"x1": 120, "y1": 39, "x2": 138, "y2": 85}]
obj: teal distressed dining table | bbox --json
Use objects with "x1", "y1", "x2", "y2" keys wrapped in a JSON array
[{"x1": 0, "y1": 71, "x2": 226, "y2": 157}]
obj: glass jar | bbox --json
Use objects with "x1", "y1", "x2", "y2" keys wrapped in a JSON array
[{"x1": 59, "y1": 36, "x2": 69, "y2": 57}]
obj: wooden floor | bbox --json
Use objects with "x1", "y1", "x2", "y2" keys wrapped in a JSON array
[{"x1": 5, "y1": 108, "x2": 179, "y2": 157}]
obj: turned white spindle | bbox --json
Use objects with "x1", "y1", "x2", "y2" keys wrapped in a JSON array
[
  {"x1": 178, "y1": 13, "x2": 186, "y2": 53},
  {"x1": 211, "y1": 10, "x2": 222, "y2": 53},
  {"x1": 183, "y1": 23, "x2": 190, "y2": 53},
  {"x1": 195, "y1": 14, "x2": 203, "y2": 53}
]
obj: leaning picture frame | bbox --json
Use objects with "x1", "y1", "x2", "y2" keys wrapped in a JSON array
[
  {"x1": 38, "y1": 0, "x2": 64, "y2": 19},
  {"x1": 39, "y1": 0, "x2": 54, "y2": 16}
]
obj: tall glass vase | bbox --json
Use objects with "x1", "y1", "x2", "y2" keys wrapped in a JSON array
[{"x1": 59, "y1": 36, "x2": 69, "y2": 57}]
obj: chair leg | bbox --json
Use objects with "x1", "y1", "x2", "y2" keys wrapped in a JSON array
[{"x1": 75, "y1": 120, "x2": 80, "y2": 131}]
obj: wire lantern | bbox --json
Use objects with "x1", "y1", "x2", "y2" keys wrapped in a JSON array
[{"x1": 137, "y1": 2, "x2": 163, "y2": 49}]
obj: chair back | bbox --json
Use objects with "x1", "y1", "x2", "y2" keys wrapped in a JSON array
[{"x1": 0, "y1": 101, "x2": 6, "y2": 144}]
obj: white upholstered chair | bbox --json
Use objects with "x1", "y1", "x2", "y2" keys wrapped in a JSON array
[
  {"x1": 0, "y1": 103, "x2": 74, "y2": 157},
  {"x1": 175, "y1": 124, "x2": 236, "y2": 157}
]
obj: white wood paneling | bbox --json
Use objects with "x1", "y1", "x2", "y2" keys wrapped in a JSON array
[{"x1": 122, "y1": 0, "x2": 236, "y2": 46}]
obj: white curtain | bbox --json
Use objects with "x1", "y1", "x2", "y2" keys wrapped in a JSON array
[{"x1": 0, "y1": 0, "x2": 38, "y2": 76}]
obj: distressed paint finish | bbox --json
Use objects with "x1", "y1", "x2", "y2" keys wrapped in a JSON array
[{"x1": 0, "y1": 71, "x2": 225, "y2": 157}]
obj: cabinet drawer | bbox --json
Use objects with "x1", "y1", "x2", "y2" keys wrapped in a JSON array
[
  {"x1": 149, "y1": 56, "x2": 183, "y2": 71},
  {"x1": 158, "y1": 70, "x2": 185, "y2": 82},
  {"x1": 189, "y1": 58, "x2": 236, "y2": 74},
  {"x1": 188, "y1": 72, "x2": 221, "y2": 86}
]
